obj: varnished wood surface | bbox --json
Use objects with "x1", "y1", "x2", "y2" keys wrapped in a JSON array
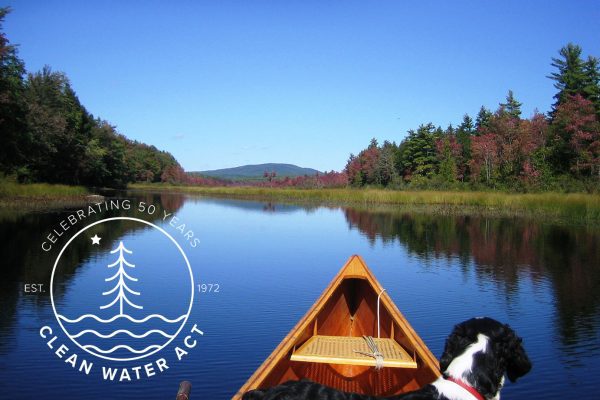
[{"x1": 231, "y1": 255, "x2": 440, "y2": 399}]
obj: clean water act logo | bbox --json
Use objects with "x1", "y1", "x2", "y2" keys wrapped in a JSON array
[
  {"x1": 37, "y1": 203, "x2": 207, "y2": 382},
  {"x1": 50, "y1": 217, "x2": 194, "y2": 362}
]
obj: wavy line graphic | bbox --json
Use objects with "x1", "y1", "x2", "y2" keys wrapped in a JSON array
[
  {"x1": 82, "y1": 344, "x2": 162, "y2": 355},
  {"x1": 58, "y1": 313, "x2": 185, "y2": 324},
  {"x1": 70, "y1": 329, "x2": 174, "y2": 339}
]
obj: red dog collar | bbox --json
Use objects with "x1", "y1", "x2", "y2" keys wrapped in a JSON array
[{"x1": 445, "y1": 376, "x2": 485, "y2": 400}]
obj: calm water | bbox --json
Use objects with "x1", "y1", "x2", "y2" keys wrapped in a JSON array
[{"x1": 0, "y1": 192, "x2": 599, "y2": 399}]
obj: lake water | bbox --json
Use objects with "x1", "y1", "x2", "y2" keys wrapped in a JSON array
[{"x1": 0, "y1": 192, "x2": 599, "y2": 399}]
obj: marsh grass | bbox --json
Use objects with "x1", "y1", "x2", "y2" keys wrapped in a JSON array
[
  {"x1": 130, "y1": 183, "x2": 600, "y2": 224},
  {"x1": 0, "y1": 177, "x2": 89, "y2": 209}
]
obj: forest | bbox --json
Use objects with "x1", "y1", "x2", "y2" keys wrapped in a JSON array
[
  {"x1": 345, "y1": 44, "x2": 600, "y2": 192},
  {"x1": 1, "y1": 7, "x2": 599, "y2": 192},
  {"x1": 0, "y1": 8, "x2": 180, "y2": 188}
]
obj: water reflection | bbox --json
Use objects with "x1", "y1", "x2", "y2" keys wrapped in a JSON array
[
  {"x1": 1, "y1": 193, "x2": 598, "y2": 400},
  {"x1": 343, "y1": 208, "x2": 600, "y2": 346},
  {"x1": 124, "y1": 195, "x2": 600, "y2": 349},
  {"x1": 182, "y1": 196, "x2": 322, "y2": 215},
  {"x1": 0, "y1": 192, "x2": 185, "y2": 352}
]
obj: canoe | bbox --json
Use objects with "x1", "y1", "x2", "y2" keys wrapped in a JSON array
[{"x1": 232, "y1": 255, "x2": 440, "y2": 399}]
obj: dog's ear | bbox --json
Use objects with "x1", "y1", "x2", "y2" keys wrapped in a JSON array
[
  {"x1": 440, "y1": 321, "x2": 474, "y2": 373},
  {"x1": 500, "y1": 324, "x2": 532, "y2": 382}
]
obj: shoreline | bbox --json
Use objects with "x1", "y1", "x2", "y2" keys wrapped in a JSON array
[
  {"x1": 0, "y1": 194, "x2": 104, "y2": 211},
  {"x1": 2, "y1": 180, "x2": 598, "y2": 225},
  {"x1": 129, "y1": 183, "x2": 600, "y2": 225},
  {"x1": 0, "y1": 180, "x2": 100, "y2": 210}
]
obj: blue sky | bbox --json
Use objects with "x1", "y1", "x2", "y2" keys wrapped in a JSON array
[{"x1": 5, "y1": 1, "x2": 600, "y2": 172}]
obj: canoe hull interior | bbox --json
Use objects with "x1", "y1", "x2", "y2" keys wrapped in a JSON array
[{"x1": 232, "y1": 256, "x2": 440, "y2": 399}]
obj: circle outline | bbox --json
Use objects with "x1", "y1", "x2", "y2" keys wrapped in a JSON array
[{"x1": 50, "y1": 217, "x2": 194, "y2": 362}]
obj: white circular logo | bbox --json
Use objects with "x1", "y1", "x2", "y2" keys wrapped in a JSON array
[{"x1": 50, "y1": 217, "x2": 194, "y2": 362}]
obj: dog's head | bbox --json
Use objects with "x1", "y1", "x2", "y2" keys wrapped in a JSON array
[{"x1": 439, "y1": 317, "x2": 532, "y2": 398}]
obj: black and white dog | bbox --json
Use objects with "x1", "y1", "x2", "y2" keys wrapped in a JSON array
[{"x1": 243, "y1": 317, "x2": 531, "y2": 400}]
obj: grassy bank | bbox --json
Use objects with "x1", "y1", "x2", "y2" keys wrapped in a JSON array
[
  {"x1": 130, "y1": 183, "x2": 600, "y2": 224},
  {"x1": 0, "y1": 178, "x2": 91, "y2": 209}
]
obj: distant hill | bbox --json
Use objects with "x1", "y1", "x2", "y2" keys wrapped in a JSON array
[{"x1": 193, "y1": 163, "x2": 321, "y2": 180}]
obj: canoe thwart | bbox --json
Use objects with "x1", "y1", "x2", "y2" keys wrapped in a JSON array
[{"x1": 290, "y1": 335, "x2": 418, "y2": 369}]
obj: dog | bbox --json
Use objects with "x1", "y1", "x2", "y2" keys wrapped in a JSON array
[{"x1": 243, "y1": 317, "x2": 531, "y2": 400}]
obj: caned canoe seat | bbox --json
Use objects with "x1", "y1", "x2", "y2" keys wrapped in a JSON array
[{"x1": 290, "y1": 335, "x2": 417, "y2": 368}]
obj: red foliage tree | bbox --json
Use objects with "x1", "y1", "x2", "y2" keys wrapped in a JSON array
[
  {"x1": 344, "y1": 139, "x2": 382, "y2": 185},
  {"x1": 160, "y1": 165, "x2": 227, "y2": 186},
  {"x1": 263, "y1": 170, "x2": 277, "y2": 182},
  {"x1": 520, "y1": 111, "x2": 548, "y2": 154},
  {"x1": 518, "y1": 111, "x2": 549, "y2": 181},
  {"x1": 483, "y1": 109, "x2": 521, "y2": 178},
  {"x1": 161, "y1": 165, "x2": 186, "y2": 183},
  {"x1": 470, "y1": 133, "x2": 499, "y2": 184},
  {"x1": 553, "y1": 94, "x2": 600, "y2": 177}
]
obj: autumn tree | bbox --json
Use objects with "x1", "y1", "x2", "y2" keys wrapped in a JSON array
[
  {"x1": 488, "y1": 112, "x2": 521, "y2": 180},
  {"x1": 263, "y1": 170, "x2": 277, "y2": 184},
  {"x1": 345, "y1": 153, "x2": 361, "y2": 186},
  {"x1": 345, "y1": 138, "x2": 382, "y2": 186},
  {"x1": 519, "y1": 111, "x2": 550, "y2": 183},
  {"x1": 161, "y1": 165, "x2": 187, "y2": 184},
  {"x1": 470, "y1": 133, "x2": 499, "y2": 185},
  {"x1": 345, "y1": 43, "x2": 597, "y2": 190},
  {"x1": 552, "y1": 94, "x2": 600, "y2": 178}
]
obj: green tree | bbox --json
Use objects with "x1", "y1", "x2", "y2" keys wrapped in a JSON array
[
  {"x1": 0, "y1": 7, "x2": 28, "y2": 175},
  {"x1": 96, "y1": 123, "x2": 130, "y2": 187},
  {"x1": 499, "y1": 90, "x2": 522, "y2": 119},
  {"x1": 436, "y1": 136, "x2": 459, "y2": 184},
  {"x1": 82, "y1": 136, "x2": 109, "y2": 183},
  {"x1": 458, "y1": 114, "x2": 474, "y2": 133},
  {"x1": 549, "y1": 43, "x2": 587, "y2": 113},
  {"x1": 0, "y1": 8, "x2": 183, "y2": 188},
  {"x1": 399, "y1": 123, "x2": 439, "y2": 180},
  {"x1": 583, "y1": 56, "x2": 600, "y2": 117},
  {"x1": 374, "y1": 140, "x2": 398, "y2": 186},
  {"x1": 456, "y1": 114, "x2": 474, "y2": 180},
  {"x1": 24, "y1": 66, "x2": 90, "y2": 183},
  {"x1": 475, "y1": 106, "x2": 492, "y2": 132}
]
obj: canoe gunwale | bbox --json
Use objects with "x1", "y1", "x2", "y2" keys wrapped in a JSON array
[{"x1": 232, "y1": 255, "x2": 440, "y2": 399}]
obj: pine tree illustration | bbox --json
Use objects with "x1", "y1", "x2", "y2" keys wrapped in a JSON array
[{"x1": 100, "y1": 241, "x2": 143, "y2": 315}]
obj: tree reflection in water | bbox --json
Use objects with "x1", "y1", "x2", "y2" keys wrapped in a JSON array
[
  {"x1": 0, "y1": 192, "x2": 185, "y2": 352},
  {"x1": 344, "y1": 208, "x2": 600, "y2": 347}
]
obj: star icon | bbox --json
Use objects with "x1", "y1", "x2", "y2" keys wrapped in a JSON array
[{"x1": 91, "y1": 234, "x2": 101, "y2": 245}]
